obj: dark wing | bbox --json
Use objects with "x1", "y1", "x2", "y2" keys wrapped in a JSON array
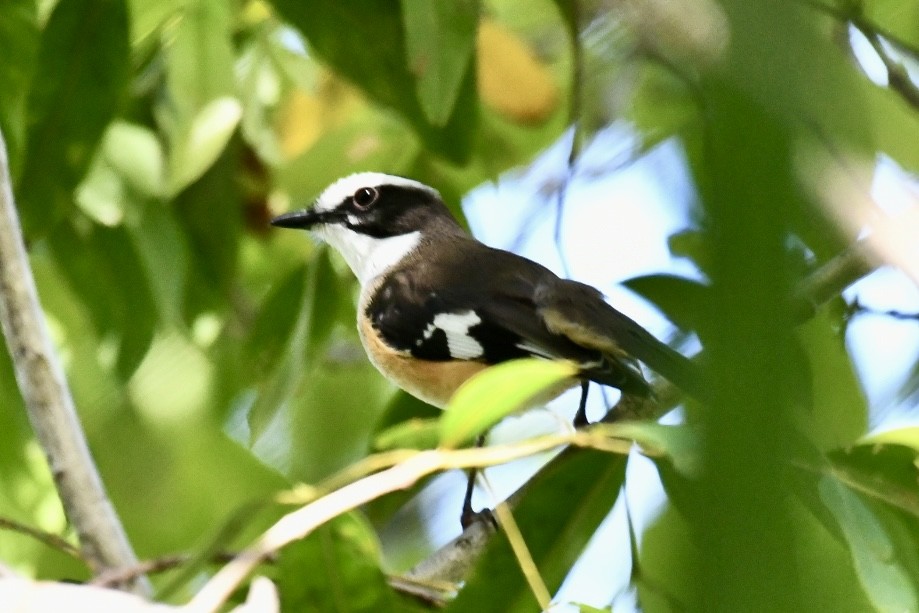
[
  {"x1": 535, "y1": 278, "x2": 704, "y2": 400},
  {"x1": 364, "y1": 241, "x2": 655, "y2": 396}
]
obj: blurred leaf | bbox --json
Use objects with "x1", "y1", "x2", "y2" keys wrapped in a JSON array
[
  {"x1": 439, "y1": 359, "x2": 578, "y2": 448},
  {"x1": 48, "y1": 221, "x2": 157, "y2": 379},
  {"x1": 607, "y1": 422, "x2": 701, "y2": 478},
  {"x1": 247, "y1": 248, "x2": 343, "y2": 439},
  {"x1": 17, "y1": 0, "x2": 129, "y2": 237},
  {"x1": 0, "y1": 0, "x2": 39, "y2": 178},
  {"x1": 401, "y1": 0, "x2": 478, "y2": 127},
  {"x1": 827, "y1": 442, "x2": 919, "y2": 519},
  {"x1": 168, "y1": 97, "x2": 242, "y2": 195},
  {"x1": 128, "y1": 0, "x2": 182, "y2": 47},
  {"x1": 627, "y1": 61, "x2": 697, "y2": 148},
  {"x1": 289, "y1": 360, "x2": 393, "y2": 482},
  {"x1": 373, "y1": 418, "x2": 440, "y2": 451},
  {"x1": 127, "y1": 201, "x2": 191, "y2": 326},
  {"x1": 269, "y1": 0, "x2": 478, "y2": 162},
  {"x1": 863, "y1": 426, "x2": 919, "y2": 450},
  {"x1": 622, "y1": 273, "x2": 710, "y2": 332},
  {"x1": 819, "y1": 476, "x2": 919, "y2": 612},
  {"x1": 794, "y1": 308, "x2": 867, "y2": 450},
  {"x1": 246, "y1": 263, "x2": 309, "y2": 383},
  {"x1": 102, "y1": 121, "x2": 167, "y2": 198},
  {"x1": 174, "y1": 142, "x2": 243, "y2": 308},
  {"x1": 275, "y1": 513, "x2": 400, "y2": 612},
  {"x1": 666, "y1": 228, "x2": 709, "y2": 273},
  {"x1": 275, "y1": 112, "x2": 422, "y2": 204},
  {"x1": 162, "y1": 0, "x2": 235, "y2": 120},
  {"x1": 862, "y1": 0, "x2": 919, "y2": 50},
  {"x1": 477, "y1": 19, "x2": 560, "y2": 124},
  {"x1": 449, "y1": 450, "x2": 626, "y2": 613},
  {"x1": 866, "y1": 79, "x2": 919, "y2": 175}
]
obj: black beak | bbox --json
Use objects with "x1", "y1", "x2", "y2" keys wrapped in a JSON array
[{"x1": 270, "y1": 208, "x2": 325, "y2": 229}]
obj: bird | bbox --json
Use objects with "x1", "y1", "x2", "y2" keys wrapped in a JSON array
[{"x1": 271, "y1": 172, "x2": 702, "y2": 523}]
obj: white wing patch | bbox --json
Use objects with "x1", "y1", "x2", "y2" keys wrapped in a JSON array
[{"x1": 424, "y1": 311, "x2": 484, "y2": 359}]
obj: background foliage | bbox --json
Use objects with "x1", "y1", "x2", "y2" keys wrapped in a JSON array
[{"x1": 1, "y1": 0, "x2": 919, "y2": 610}]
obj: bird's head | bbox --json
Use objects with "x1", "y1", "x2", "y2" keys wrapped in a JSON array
[{"x1": 271, "y1": 172, "x2": 461, "y2": 283}]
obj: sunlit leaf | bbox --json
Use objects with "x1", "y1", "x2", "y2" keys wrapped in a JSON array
[
  {"x1": 439, "y1": 358, "x2": 578, "y2": 449},
  {"x1": 103, "y1": 121, "x2": 166, "y2": 198},
  {"x1": 17, "y1": 0, "x2": 129, "y2": 237},
  {"x1": 168, "y1": 97, "x2": 242, "y2": 195}
]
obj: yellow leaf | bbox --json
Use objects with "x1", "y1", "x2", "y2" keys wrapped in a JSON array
[{"x1": 477, "y1": 20, "x2": 559, "y2": 124}]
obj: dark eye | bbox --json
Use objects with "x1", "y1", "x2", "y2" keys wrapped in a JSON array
[{"x1": 353, "y1": 187, "x2": 379, "y2": 209}]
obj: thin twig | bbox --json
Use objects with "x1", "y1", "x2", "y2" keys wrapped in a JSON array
[
  {"x1": 0, "y1": 516, "x2": 84, "y2": 562},
  {"x1": 91, "y1": 551, "x2": 251, "y2": 588},
  {"x1": 0, "y1": 129, "x2": 147, "y2": 593}
]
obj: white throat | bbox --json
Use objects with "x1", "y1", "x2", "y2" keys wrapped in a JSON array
[{"x1": 317, "y1": 224, "x2": 421, "y2": 285}]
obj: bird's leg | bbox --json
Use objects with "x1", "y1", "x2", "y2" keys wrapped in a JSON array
[
  {"x1": 573, "y1": 380, "x2": 590, "y2": 427},
  {"x1": 460, "y1": 434, "x2": 496, "y2": 529}
]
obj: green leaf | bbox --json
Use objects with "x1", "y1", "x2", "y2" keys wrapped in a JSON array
[
  {"x1": 400, "y1": 0, "x2": 478, "y2": 126},
  {"x1": 127, "y1": 200, "x2": 190, "y2": 325},
  {"x1": 819, "y1": 476, "x2": 919, "y2": 613},
  {"x1": 863, "y1": 427, "x2": 919, "y2": 450},
  {"x1": 828, "y1": 442, "x2": 919, "y2": 519},
  {"x1": 275, "y1": 112, "x2": 422, "y2": 204},
  {"x1": 0, "y1": 0, "x2": 39, "y2": 179},
  {"x1": 275, "y1": 513, "x2": 400, "y2": 612},
  {"x1": 622, "y1": 273, "x2": 710, "y2": 333},
  {"x1": 794, "y1": 308, "x2": 867, "y2": 451},
  {"x1": 269, "y1": 0, "x2": 478, "y2": 163},
  {"x1": 449, "y1": 450, "x2": 626, "y2": 613},
  {"x1": 373, "y1": 417, "x2": 441, "y2": 451},
  {"x1": 168, "y1": 97, "x2": 242, "y2": 195},
  {"x1": 162, "y1": 0, "x2": 235, "y2": 120},
  {"x1": 862, "y1": 0, "x2": 919, "y2": 51},
  {"x1": 17, "y1": 0, "x2": 130, "y2": 237},
  {"x1": 48, "y1": 221, "x2": 157, "y2": 379},
  {"x1": 439, "y1": 358, "x2": 578, "y2": 448},
  {"x1": 606, "y1": 422, "x2": 701, "y2": 478},
  {"x1": 866, "y1": 79, "x2": 919, "y2": 175},
  {"x1": 102, "y1": 121, "x2": 166, "y2": 198}
]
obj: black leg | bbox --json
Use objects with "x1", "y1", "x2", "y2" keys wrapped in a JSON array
[
  {"x1": 573, "y1": 380, "x2": 590, "y2": 427},
  {"x1": 460, "y1": 434, "x2": 496, "y2": 529}
]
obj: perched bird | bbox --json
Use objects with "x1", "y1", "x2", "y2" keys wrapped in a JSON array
[
  {"x1": 271, "y1": 173, "x2": 701, "y2": 522},
  {"x1": 272, "y1": 172, "x2": 700, "y2": 409}
]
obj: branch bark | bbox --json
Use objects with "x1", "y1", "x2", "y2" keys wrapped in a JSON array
[{"x1": 0, "y1": 128, "x2": 147, "y2": 593}]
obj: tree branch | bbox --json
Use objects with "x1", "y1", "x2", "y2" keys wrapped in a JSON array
[{"x1": 0, "y1": 128, "x2": 147, "y2": 593}]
